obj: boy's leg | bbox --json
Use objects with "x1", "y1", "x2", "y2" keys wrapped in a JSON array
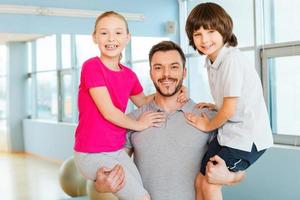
[
  {"x1": 198, "y1": 136, "x2": 223, "y2": 200},
  {"x1": 195, "y1": 173, "x2": 204, "y2": 200},
  {"x1": 202, "y1": 175, "x2": 223, "y2": 200}
]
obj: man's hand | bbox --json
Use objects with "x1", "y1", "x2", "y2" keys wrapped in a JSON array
[
  {"x1": 94, "y1": 164, "x2": 125, "y2": 193},
  {"x1": 206, "y1": 155, "x2": 245, "y2": 186}
]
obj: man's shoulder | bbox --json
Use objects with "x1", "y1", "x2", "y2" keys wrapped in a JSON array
[
  {"x1": 184, "y1": 100, "x2": 216, "y2": 119},
  {"x1": 128, "y1": 102, "x2": 155, "y2": 120}
]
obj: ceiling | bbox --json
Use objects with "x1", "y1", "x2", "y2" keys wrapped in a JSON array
[{"x1": 0, "y1": 33, "x2": 44, "y2": 44}]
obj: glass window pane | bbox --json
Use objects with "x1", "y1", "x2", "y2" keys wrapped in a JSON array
[
  {"x1": 0, "y1": 45, "x2": 7, "y2": 75},
  {"x1": 269, "y1": 56, "x2": 300, "y2": 135},
  {"x1": 131, "y1": 37, "x2": 169, "y2": 61},
  {"x1": 187, "y1": 56, "x2": 213, "y2": 103},
  {"x1": 36, "y1": 72, "x2": 57, "y2": 120},
  {"x1": 241, "y1": 50, "x2": 255, "y2": 71},
  {"x1": 36, "y1": 35, "x2": 57, "y2": 71},
  {"x1": 62, "y1": 74, "x2": 72, "y2": 121},
  {"x1": 61, "y1": 34, "x2": 71, "y2": 69},
  {"x1": 27, "y1": 42, "x2": 32, "y2": 73},
  {"x1": 75, "y1": 35, "x2": 98, "y2": 68},
  {"x1": 272, "y1": 0, "x2": 300, "y2": 43},
  {"x1": 188, "y1": 0, "x2": 254, "y2": 47},
  {"x1": 0, "y1": 119, "x2": 8, "y2": 151},
  {"x1": 0, "y1": 77, "x2": 7, "y2": 118},
  {"x1": 132, "y1": 62, "x2": 155, "y2": 95}
]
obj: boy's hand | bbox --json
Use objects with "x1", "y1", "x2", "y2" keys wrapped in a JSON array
[
  {"x1": 184, "y1": 112, "x2": 210, "y2": 132},
  {"x1": 177, "y1": 85, "x2": 189, "y2": 103},
  {"x1": 196, "y1": 102, "x2": 217, "y2": 110}
]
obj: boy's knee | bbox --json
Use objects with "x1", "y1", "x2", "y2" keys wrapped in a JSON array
[
  {"x1": 201, "y1": 177, "x2": 222, "y2": 193},
  {"x1": 195, "y1": 173, "x2": 204, "y2": 191}
]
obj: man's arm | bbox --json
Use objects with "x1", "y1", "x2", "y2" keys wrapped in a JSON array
[
  {"x1": 205, "y1": 155, "x2": 245, "y2": 186},
  {"x1": 94, "y1": 164, "x2": 126, "y2": 193}
]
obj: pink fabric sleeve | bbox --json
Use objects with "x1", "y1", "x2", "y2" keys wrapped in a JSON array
[
  {"x1": 82, "y1": 64, "x2": 106, "y2": 89},
  {"x1": 130, "y1": 72, "x2": 143, "y2": 96}
]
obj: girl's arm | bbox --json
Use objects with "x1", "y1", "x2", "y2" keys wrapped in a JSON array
[
  {"x1": 185, "y1": 97, "x2": 237, "y2": 132},
  {"x1": 90, "y1": 87, "x2": 164, "y2": 131},
  {"x1": 130, "y1": 92, "x2": 155, "y2": 108}
]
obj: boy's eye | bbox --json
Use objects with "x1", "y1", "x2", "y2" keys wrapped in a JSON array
[{"x1": 100, "y1": 32, "x2": 107, "y2": 35}]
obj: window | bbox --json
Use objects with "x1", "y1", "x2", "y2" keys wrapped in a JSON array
[
  {"x1": 261, "y1": 0, "x2": 300, "y2": 44},
  {"x1": 0, "y1": 44, "x2": 8, "y2": 152},
  {"x1": 27, "y1": 34, "x2": 100, "y2": 122},
  {"x1": 186, "y1": 55, "x2": 212, "y2": 103},
  {"x1": 261, "y1": 44, "x2": 300, "y2": 145},
  {"x1": 61, "y1": 34, "x2": 72, "y2": 69},
  {"x1": 34, "y1": 35, "x2": 58, "y2": 121}
]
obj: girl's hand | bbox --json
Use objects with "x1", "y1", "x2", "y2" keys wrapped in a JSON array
[
  {"x1": 184, "y1": 112, "x2": 210, "y2": 132},
  {"x1": 196, "y1": 102, "x2": 217, "y2": 110},
  {"x1": 177, "y1": 85, "x2": 189, "y2": 103},
  {"x1": 137, "y1": 111, "x2": 166, "y2": 131}
]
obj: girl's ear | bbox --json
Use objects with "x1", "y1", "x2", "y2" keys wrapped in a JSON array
[
  {"x1": 126, "y1": 33, "x2": 131, "y2": 44},
  {"x1": 92, "y1": 33, "x2": 97, "y2": 44}
]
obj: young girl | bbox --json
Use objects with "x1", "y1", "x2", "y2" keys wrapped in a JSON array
[
  {"x1": 185, "y1": 3, "x2": 273, "y2": 200},
  {"x1": 73, "y1": 11, "x2": 181, "y2": 200}
]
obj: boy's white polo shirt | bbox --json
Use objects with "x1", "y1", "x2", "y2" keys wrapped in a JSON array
[{"x1": 204, "y1": 45, "x2": 273, "y2": 152}]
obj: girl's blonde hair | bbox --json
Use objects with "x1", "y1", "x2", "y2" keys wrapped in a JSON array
[{"x1": 93, "y1": 11, "x2": 129, "y2": 35}]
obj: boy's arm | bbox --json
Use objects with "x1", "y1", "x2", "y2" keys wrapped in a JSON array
[{"x1": 185, "y1": 97, "x2": 238, "y2": 132}]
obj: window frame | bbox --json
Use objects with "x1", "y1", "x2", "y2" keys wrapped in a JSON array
[{"x1": 261, "y1": 41, "x2": 300, "y2": 146}]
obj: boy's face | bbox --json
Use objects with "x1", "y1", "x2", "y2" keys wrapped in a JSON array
[
  {"x1": 150, "y1": 50, "x2": 186, "y2": 97},
  {"x1": 193, "y1": 27, "x2": 224, "y2": 62}
]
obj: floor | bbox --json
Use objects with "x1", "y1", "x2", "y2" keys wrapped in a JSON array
[{"x1": 0, "y1": 153, "x2": 70, "y2": 200}]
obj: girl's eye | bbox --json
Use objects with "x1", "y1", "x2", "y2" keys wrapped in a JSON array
[{"x1": 100, "y1": 32, "x2": 107, "y2": 35}]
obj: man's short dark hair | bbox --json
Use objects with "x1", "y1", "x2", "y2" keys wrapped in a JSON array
[{"x1": 149, "y1": 41, "x2": 186, "y2": 67}]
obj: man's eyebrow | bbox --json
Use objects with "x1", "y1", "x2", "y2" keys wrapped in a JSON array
[
  {"x1": 170, "y1": 62, "x2": 181, "y2": 65},
  {"x1": 152, "y1": 63, "x2": 163, "y2": 67}
]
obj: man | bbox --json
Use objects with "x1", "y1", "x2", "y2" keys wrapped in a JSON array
[{"x1": 94, "y1": 41, "x2": 244, "y2": 200}]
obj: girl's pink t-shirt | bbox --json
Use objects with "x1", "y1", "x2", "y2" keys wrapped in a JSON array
[{"x1": 74, "y1": 57, "x2": 143, "y2": 153}]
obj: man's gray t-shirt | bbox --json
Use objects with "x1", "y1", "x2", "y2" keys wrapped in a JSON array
[{"x1": 126, "y1": 100, "x2": 215, "y2": 200}]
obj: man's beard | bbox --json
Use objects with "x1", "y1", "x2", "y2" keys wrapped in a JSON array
[{"x1": 153, "y1": 77, "x2": 183, "y2": 97}]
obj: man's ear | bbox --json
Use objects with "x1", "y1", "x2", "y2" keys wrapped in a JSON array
[
  {"x1": 149, "y1": 67, "x2": 154, "y2": 81},
  {"x1": 183, "y1": 67, "x2": 187, "y2": 79}
]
